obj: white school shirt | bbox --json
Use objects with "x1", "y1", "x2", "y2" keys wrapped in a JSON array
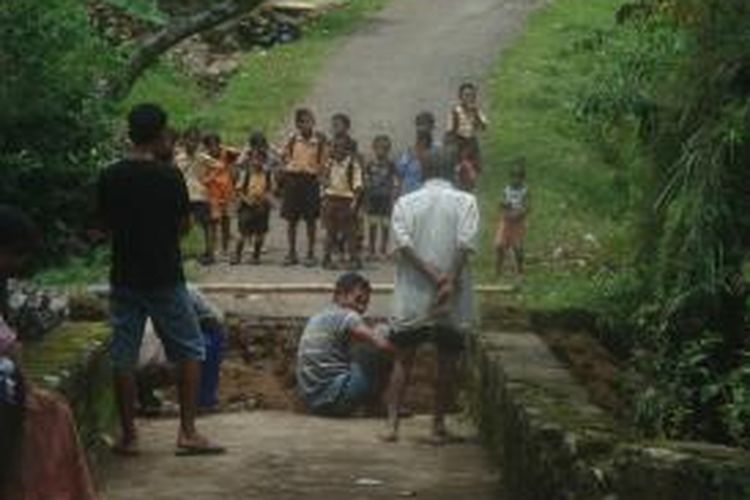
[{"x1": 391, "y1": 178, "x2": 479, "y2": 332}]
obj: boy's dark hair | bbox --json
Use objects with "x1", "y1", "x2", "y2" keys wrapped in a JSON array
[
  {"x1": 0, "y1": 205, "x2": 41, "y2": 255},
  {"x1": 331, "y1": 113, "x2": 351, "y2": 130},
  {"x1": 248, "y1": 131, "x2": 268, "y2": 150},
  {"x1": 372, "y1": 134, "x2": 392, "y2": 148},
  {"x1": 459, "y1": 82, "x2": 477, "y2": 94},
  {"x1": 202, "y1": 132, "x2": 221, "y2": 147},
  {"x1": 128, "y1": 103, "x2": 168, "y2": 146},
  {"x1": 335, "y1": 272, "x2": 371, "y2": 295},
  {"x1": 415, "y1": 111, "x2": 435, "y2": 128},
  {"x1": 295, "y1": 108, "x2": 315, "y2": 124}
]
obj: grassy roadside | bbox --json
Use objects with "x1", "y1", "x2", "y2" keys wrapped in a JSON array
[
  {"x1": 125, "y1": 0, "x2": 387, "y2": 142},
  {"x1": 476, "y1": 0, "x2": 629, "y2": 308},
  {"x1": 36, "y1": 0, "x2": 387, "y2": 285}
]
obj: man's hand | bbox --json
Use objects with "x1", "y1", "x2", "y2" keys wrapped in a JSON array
[
  {"x1": 376, "y1": 336, "x2": 396, "y2": 355},
  {"x1": 436, "y1": 273, "x2": 457, "y2": 306}
]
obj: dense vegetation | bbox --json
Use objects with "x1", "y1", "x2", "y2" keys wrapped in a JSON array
[
  {"x1": 1, "y1": 0, "x2": 117, "y2": 262},
  {"x1": 581, "y1": 0, "x2": 750, "y2": 446},
  {"x1": 482, "y1": 0, "x2": 750, "y2": 447},
  {"x1": 1, "y1": 0, "x2": 383, "y2": 280}
]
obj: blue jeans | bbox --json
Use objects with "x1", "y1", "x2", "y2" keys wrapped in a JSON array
[
  {"x1": 110, "y1": 284, "x2": 205, "y2": 370},
  {"x1": 309, "y1": 363, "x2": 371, "y2": 417}
]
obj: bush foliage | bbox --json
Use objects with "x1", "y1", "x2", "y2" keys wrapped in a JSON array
[
  {"x1": 579, "y1": 0, "x2": 750, "y2": 445},
  {"x1": 1, "y1": 0, "x2": 117, "y2": 263}
]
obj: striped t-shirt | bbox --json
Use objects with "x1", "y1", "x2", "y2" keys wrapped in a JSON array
[{"x1": 296, "y1": 305, "x2": 363, "y2": 407}]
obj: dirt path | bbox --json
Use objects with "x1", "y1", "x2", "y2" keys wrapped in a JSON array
[{"x1": 102, "y1": 413, "x2": 499, "y2": 500}]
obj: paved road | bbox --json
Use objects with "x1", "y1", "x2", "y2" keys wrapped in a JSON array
[{"x1": 196, "y1": 0, "x2": 543, "y2": 290}]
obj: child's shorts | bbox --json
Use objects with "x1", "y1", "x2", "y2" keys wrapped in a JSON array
[
  {"x1": 322, "y1": 196, "x2": 355, "y2": 235},
  {"x1": 364, "y1": 213, "x2": 390, "y2": 229},
  {"x1": 190, "y1": 201, "x2": 210, "y2": 226},
  {"x1": 237, "y1": 203, "x2": 270, "y2": 235},
  {"x1": 281, "y1": 172, "x2": 320, "y2": 222}
]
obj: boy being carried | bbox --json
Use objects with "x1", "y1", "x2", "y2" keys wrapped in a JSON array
[
  {"x1": 280, "y1": 108, "x2": 328, "y2": 267},
  {"x1": 363, "y1": 135, "x2": 397, "y2": 259},
  {"x1": 322, "y1": 135, "x2": 364, "y2": 270},
  {"x1": 296, "y1": 273, "x2": 394, "y2": 416}
]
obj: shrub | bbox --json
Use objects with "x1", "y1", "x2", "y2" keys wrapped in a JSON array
[{"x1": 0, "y1": 0, "x2": 117, "y2": 263}]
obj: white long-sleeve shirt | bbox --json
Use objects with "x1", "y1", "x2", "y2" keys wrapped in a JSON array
[{"x1": 391, "y1": 178, "x2": 479, "y2": 331}]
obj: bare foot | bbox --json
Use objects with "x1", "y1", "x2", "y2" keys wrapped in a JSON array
[{"x1": 378, "y1": 429, "x2": 399, "y2": 443}]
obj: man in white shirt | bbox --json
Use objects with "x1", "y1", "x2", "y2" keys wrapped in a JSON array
[{"x1": 383, "y1": 148, "x2": 479, "y2": 443}]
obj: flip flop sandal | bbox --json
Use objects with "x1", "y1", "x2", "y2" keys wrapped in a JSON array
[
  {"x1": 175, "y1": 444, "x2": 227, "y2": 457},
  {"x1": 111, "y1": 442, "x2": 140, "y2": 457}
]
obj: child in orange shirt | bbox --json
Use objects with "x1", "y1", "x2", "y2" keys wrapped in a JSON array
[{"x1": 200, "y1": 133, "x2": 239, "y2": 263}]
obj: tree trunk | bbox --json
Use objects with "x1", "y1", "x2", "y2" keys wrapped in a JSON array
[{"x1": 109, "y1": 0, "x2": 264, "y2": 99}]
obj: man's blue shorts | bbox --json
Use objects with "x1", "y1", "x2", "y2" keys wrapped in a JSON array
[{"x1": 110, "y1": 284, "x2": 205, "y2": 370}]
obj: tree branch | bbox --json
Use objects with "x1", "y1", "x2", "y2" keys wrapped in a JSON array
[{"x1": 109, "y1": 0, "x2": 265, "y2": 100}]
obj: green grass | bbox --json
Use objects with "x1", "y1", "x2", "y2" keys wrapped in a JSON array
[
  {"x1": 476, "y1": 0, "x2": 630, "y2": 309},
  {"x1": 125, "y1": 0, "x2": 387, "y2": 142},
  {"x1": 40, "y1": 0, "x2": 387, "y2": 285}
]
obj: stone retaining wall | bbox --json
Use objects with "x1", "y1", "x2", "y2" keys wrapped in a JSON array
[
  {"x1": 22, "y1": 322, "x2": 115, "y2": 452},
  {"x1": 469, "y1": 330, "x2": 750, "y2": 500}
]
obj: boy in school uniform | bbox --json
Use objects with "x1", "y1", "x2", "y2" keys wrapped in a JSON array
[
  {"x1": 280, "y1": 108, "x2": 328, "y2": 267},
  {"x1": 232, "y1": 146, "x2": 274, "y2": 265},
  {"x1": 363, "y1": 135, "x2": 397, "y2": 259},
  {"x1": 322, "y1": 135, "x2": 364, "y2": 270}
]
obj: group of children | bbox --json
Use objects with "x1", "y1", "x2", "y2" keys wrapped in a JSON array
[{"x1": 171, "y1": 81, "x2": 529, "y2": 277}]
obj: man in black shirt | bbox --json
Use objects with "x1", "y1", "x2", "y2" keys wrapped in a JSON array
[{"x1": 98, "y1": 103, "x2": 223, "y2": 456}]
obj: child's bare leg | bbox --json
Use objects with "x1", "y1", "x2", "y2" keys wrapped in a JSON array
[
  {"x1": 220, "y1": 214, "x2": 231, "y2": 254},
  {"x1": 231, "y1": 235, "x2": 245, "y2": 265},
  {"x1": 305, "y1": 218, "x2": 317, "y2": 263},
  {"x1": 382, "y1": 348, "x2": 416, "y2": 442},
  {"x1": 285, "y1": 220, "x2": 298, "y2": 264},
  {"x1": 323, "y1": 224, "x2": 336, "y2": 267},
  {"x1": 206, "y1": 220, "x2": 218, "y2": 262},
  {"x1": 516, "y1": 244, "x2": 525, "y2": 275},
  {"x1": 252, "y1": 234, "x2": 265, "y2": 263},
  {"x1": 346, "y1": 217, "x2": 360, "y2": 267},
  {"x1": 380, "y1": 223, "x2": 389, "y2": 256},
  {"x1": 200, "y1": 221, "x2": 211, "y2": 260},
  {"x1": 495, "y1": 247, "x2": 505, "y2": 277},
  {"x1": 368, "y1": 222, "x2": 377, "y2": 258}
]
